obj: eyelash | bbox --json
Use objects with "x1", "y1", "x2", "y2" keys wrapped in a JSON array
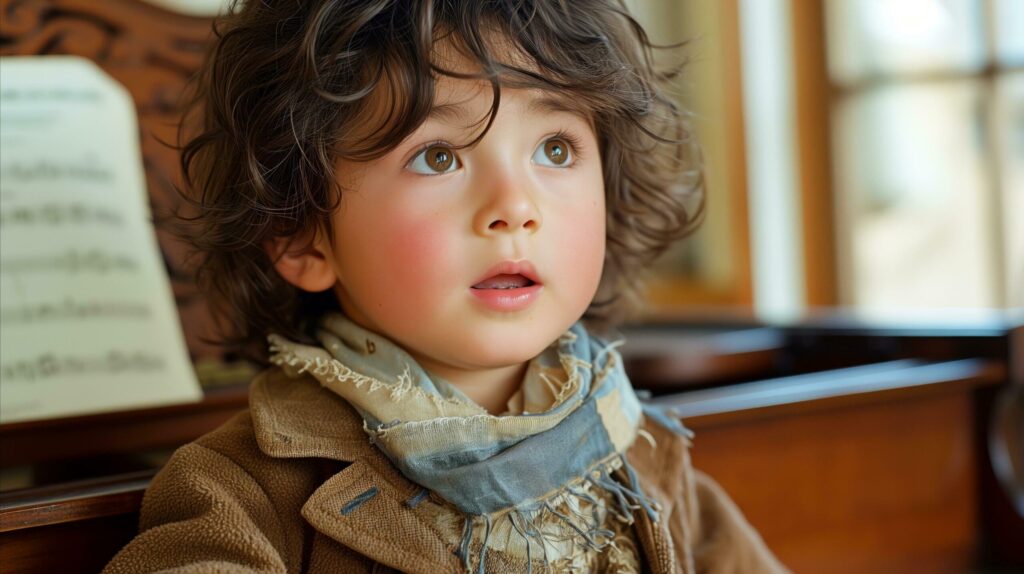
[{"x1": 405, "y1": 129, "x2": 585, "y2": 172}]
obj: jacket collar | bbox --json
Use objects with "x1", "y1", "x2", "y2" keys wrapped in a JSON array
[{"x1": 250, "y1": 367, "x2": 376, "y2": 462}]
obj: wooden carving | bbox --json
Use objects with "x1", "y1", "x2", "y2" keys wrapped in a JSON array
[{"x1": 1, "y1": 0, "x2": 230, "y2": 366}]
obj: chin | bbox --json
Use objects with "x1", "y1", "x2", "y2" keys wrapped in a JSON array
[{"x1": 456, "y1": 319, "x2": 571, "y2": 367}]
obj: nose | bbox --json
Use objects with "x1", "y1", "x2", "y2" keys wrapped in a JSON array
[{"x1": 473, "y1": 169, "x2": 543, "y2": 236}]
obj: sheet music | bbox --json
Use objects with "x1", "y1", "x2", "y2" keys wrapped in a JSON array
[{"x1": 0, "y1": 56, "x2": 203, "y2": 423}]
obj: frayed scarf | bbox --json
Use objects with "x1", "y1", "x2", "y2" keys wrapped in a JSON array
[{"x1": 268, "y1": 313, "x2": 677, "y2": 572}]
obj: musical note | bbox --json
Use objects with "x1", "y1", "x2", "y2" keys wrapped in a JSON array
[
  {"x1": 2, "y1": 350, "x2": 165, "y2": 384},
  {"x1": 1, "y1": 298, "x2": 151, "y2": 324},
  {"x1": 0, "y1": 203, "x2": 125, "y2": 228}
]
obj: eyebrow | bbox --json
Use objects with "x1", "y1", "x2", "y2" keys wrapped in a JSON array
[{"x1": 426, "y1": 94, "x2": 588, "y2": 125}]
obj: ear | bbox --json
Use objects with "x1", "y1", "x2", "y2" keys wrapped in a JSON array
[{"x1": 265, "y1": 231, "x2": 337, "y2": 293}]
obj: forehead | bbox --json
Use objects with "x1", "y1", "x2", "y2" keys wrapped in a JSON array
[
  {"x1": 434, "y1": 40, "x2": 595, "y2": 126},
  {"x1": 340, "y1": 30, "x2": 594, "y2": 156},
  {"x1": 428, "y1": 79, "x2": 588, "y2": 125}
]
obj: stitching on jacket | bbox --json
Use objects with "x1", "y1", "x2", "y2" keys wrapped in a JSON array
[{"x1": 340, "y1": 487, "x2": 379, "y2": 515}]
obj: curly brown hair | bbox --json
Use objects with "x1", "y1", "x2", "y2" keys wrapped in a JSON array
[{"x1": 177, "y1": 0, "x2": 704, "y2": 363}]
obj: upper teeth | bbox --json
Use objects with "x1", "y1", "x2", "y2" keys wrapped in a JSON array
[
  {"x1": 480, "y1": 281, "x2": 524, "y2": 289},
  {"x1": 473, "y1": 274, "x2": 531, "y2": 289}
]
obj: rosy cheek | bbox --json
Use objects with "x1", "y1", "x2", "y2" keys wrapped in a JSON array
[
  {"x1": 376, "y1": 215, "x2": 456, "y2": 317},
  {"x1": 559, "y1": 196, "x2": 606, "y2": 298},
  {"x1": 576, "y1": 216, "x2": 606, "y2": 283}
]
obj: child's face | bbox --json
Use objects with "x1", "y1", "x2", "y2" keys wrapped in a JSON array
[{"x1": 319, "y1": 71, "x2": 606, "y2": 377}]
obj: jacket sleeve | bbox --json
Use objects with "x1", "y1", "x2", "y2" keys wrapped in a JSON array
[
  {"x1": 102, "y1": 441, "x2": 291, "y2": 574},
  {"x1": 685, "y1": 468, "x2": 790, "y2": 574},
  {"x1": 639, "y1": 411, "x2": 789, "y2": 573}
]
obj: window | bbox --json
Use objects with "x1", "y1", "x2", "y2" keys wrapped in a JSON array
[{"x1": 826, "y1": 0, "x2": 1023, "y2": 309}]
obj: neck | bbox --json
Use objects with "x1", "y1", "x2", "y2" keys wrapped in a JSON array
[
  {"x1": 412, "y1": 355, "x2": 528, "y2": 415},
  {"x1": 333, "y1": 306, "x2": 529, "y2": 414}
]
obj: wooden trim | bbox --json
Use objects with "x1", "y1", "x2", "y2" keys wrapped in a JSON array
[
  {"x1": 0, "y1": 470, "x2": 152, "y2": 532},
  {"x1": 719, "y1": 0, "x2": 754, "y2": 307},
  {"x1": 646, "y1": 0, "x2": 753, "y2": 312},
  {"x1": 643, "y1": 277, "x2": 745, "y2": 309},
  {"x1": 624, "y1": 327, "x2": 784, "y2": 389},
  {"x1": 0, "y1": 384, "x2": 249, "y2": 468},
  {"x1": 652, "y1": 358, "x2": 1005, "y2": 427},
  {"x1": 790, "y1": 0, "x2": 838, "y2": 307}
]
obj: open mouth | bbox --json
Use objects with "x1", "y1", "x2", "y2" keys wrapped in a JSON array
[
  {"x1": 471, "y1": 273, "x2": 537, "y2": 290},
  {"x1": 469, "y1": 262, "x2": 543, "y2": 311}
]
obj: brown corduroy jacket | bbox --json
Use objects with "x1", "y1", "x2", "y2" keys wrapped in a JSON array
[{"x1": 103, "y1": 368, "x2": 788, "y2": 573}]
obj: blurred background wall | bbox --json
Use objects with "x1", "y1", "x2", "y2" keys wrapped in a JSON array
[{"x1": 628, "y1": 0, "x2": 1022, "y2": 321}]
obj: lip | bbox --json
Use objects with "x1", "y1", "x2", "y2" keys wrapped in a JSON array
[
  {"x1": 469, "y1": 284, "x2": 543, "y2": 312},
  {"x1": 469, "y1": 260, "x2": 543, "y2": 312},
  {"x1": 470, "y1": 260, "x2": 542, "y2": 287}
]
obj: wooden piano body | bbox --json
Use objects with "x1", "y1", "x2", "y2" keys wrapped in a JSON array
[{"x1": 2, "y1": 317, "x2": 1021, "y2": 573}]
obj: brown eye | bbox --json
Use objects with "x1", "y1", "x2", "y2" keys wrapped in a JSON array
[
  {"x1": 545, "y1": 139, "x2": 569, "y2": 164},
  {"x1": 535, "y1": 137, "x2": 572, "y2": 167},
  {"x1": 408, "y1": 144, "x2": 460, "y2": 174},
  {"x1": 426, "y1": 146, "x2": 454, "y2": 171}
]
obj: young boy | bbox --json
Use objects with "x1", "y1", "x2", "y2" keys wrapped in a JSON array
[{"x1": 105, "y1": 1, "x2": 787, "y2": 572}]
